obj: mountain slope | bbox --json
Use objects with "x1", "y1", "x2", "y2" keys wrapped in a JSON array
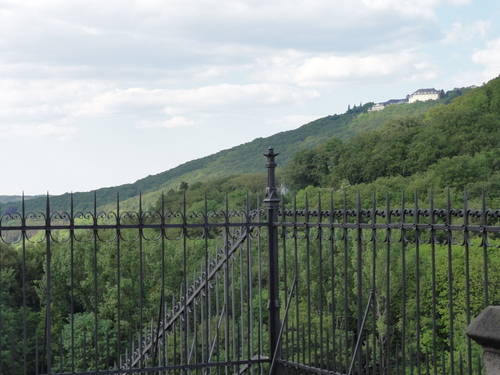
[
  {"x1": 283, "y1": 76, "x2": 500, "y2": 199},
  {"x1": 4, "y1": 88, "x2": 469, "y2": 213}
]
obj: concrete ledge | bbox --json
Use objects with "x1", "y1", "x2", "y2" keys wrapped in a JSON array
[
  {"x1": 466, "y1": 306, "x2": 500, "y2": 375},
  {"x1": 466, "y1": 306, "x2": 500, "y2": 350}
]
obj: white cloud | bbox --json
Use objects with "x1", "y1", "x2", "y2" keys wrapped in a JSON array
[
  {"x1": 0, "y1": 78, "x2": 113, "y2": 128},
  {"x1": 444, "y1": 0, "x2": 471, "y2": 5},
  {"x1": 443, "y1": 20, "x2": 490, "y2": 44},
  {"x1": 76, "y1": 84, "x2": 320, "y2": 117},
  {"x1": 0, "y1": 123, "x2": 76, "y2": 140},
  {"x1": 136, "y1": 117, "x2": 195, "y2": 129},
  {"x1": 193, "y1": 67, "x2": 226, "y2": 81},
  {"x1": 0, "y1": 0, "x2": 442, "y2": 63},
  {"x1": 471, "y1": 38, "x2": 500, "y2": 75},
  {"x1": 164, "y1": 106, "x2": 186, "y2": 116},
  {"x1": 0, "y1": 0, "x2": 495, "y2": 196},
  {"x1": 17, "y1": 0, "x2": 435, "y2": 28},
  {"x1": 0, "y1": 74, "x2": 320, "y2": 139},
  {"x1": 253, "y1": 50, "x2": 426, "y2": 86},
  {"x1": 360, "y1": 0, "x2": 439, "y2": 18}
]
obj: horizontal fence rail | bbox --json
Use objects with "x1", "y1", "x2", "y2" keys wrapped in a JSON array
[
  {"x1": 0, "y1": 195, "x2": 271, "y2": 375},
  {"x1": 274, "y1": 189, "x2": 497, "y2": 375},
  {"x1": 0, "y1": 149, "x2": 496, "y2": 375}
]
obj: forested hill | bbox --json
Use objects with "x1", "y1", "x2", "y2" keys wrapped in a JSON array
[
  {"x1": 284, "y1": 75, "x2": 500, "y2": 201},
  {"x1": 3, "y1": 82, "x2": 481, "y2": 213}
]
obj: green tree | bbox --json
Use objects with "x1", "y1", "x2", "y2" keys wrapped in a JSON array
[{"x1": 283, "y1": 149, "x2": 329, "y2": 191}]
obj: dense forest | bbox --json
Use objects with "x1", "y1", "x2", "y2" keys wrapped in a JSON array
[
  {"x1": 1, "y1": 76, "x2": 500, "y2": 374},
  {"x1": 283, "y1": 79, "x2": 500, "y2": 201}
]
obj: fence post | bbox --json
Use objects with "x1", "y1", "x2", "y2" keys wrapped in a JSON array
[
  {"x1": 264, "y1": 147, "x2": 282, "y2": 375},
  {"x1": 466, "y1": 306, "x2": 500, "y2": 375}
]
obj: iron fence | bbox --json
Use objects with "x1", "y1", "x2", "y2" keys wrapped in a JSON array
[{"x1": 0, "y1": 148, "x2": 497, "y2": 375}]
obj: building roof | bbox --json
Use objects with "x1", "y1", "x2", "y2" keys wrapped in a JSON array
[
  {"x1": 412, "y1": 88, "x2": 439, "y2": 95},
  {"x1": 385, "y1": 98, "x2": 407, "y2": 105}
]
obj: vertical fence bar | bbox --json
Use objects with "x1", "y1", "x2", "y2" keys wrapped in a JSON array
[
  {"x1": 342, "y1": 192, "x2": 349, "y2": 373},
  {"x1": 264, "y1": 147, "x2": 281, "y2": 375},
  {"x1": 257, "y1": 195, "x2": 264, "y2": 374},
  {"x1": 215, "y1": 248, "x2": 221, "y2": 371},
  {"x1": 430, "y1": 191, "x2": 438, "y2": 375},
  {"x1": 463, "y1": 190, "x2": 472, "y2": 375},
  {"x1": 332, "y1": 191, "x2": 339, "y2": 374},
  {"x1": 204, "y1": 193, "x2": 209, "y2": 370},
  {"x1": 317, "y1": 193, "x2": 324, "y2": 369},
  {"x1": 401, "y1": 191, "x2": 407, "y2": 374},
  {"x1": 356, "y1": 191, "x2": 363, "y2": 375},
  {"x1": 232, "y1": 238, "x2": 238, "y2": 370},
  {"x1": 293, "y1": 195, "x2": 300, "y2": 366},
  {"x1": 93, "y1": 192, "x2": 99, "y2": 371},
  {"x1": 182, "y1": 192, "x2": 187, "y2": 374},
  {"x1": 206, "y1": 252, "x2": 212, "y2": 372},
  {"x1": 246, "y1": 193, "x2": 254, "y2": 368},
  {"x1": 139, "y1": 194, "x2": 146, "y2": 371},
  {"x1": 371, "y1": 191, "x2": 377, "y2": 375},
  {"x1": 173, "y1": 296, "x2": 177, "y2": 374},
  {"x1": 446, "y1": 190, "x2": 455, "y2": 375},
  {"x1": 116, "y1": 193, "x2": 122, "y2": 372},
  {"x1": 70, "y1": 194, "x2": 76, "y2": 374},
  {"x1": 305, "y1": 193, "x2": 311, "y2": 365},
  {"x1": 385, "y1": 190, "x2": 392, "y2": 375},
  {"x1": 481, "y1": 189, "x2": 489, "y2": 307},
  {"x1": 45, "y1": 194, "x2": 52, "y2": 375},
  {"x1": 224, "y1": 195, "x2": 230, "y2": 375},
  {"x1": 21, "y1": 194, "x2": 28, "y2": 375},
  {"x1": 281, "y1": 195, "x2": 289, "y2": 364},
  {"x1": 414, "y1": 190, "x2": 422, "y2": 375}
]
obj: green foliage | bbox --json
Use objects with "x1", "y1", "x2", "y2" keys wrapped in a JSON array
[
  {"x1": 57, "y1": 313, "x2": 124, "y2": 372},
  {"x1": 283, "y1": 76, "x2": 500, "y2": 196},
  {"x1": 282, "y1": 149, "x2": 329, "y2": 190},
  {"x1": 1, "y1": 242, "x2": 42, "y2": 375},
  {"x1": 2, "y1": 77, "x2": 500, "y2": 374}
]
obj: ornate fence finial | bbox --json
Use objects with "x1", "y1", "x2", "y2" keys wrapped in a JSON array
[
  {"x1": 264, "y1": 147, "x2": 279, "y2": 203},
  {"x1": 264, "y1": 148, "x2": 282, "y2": 375}
]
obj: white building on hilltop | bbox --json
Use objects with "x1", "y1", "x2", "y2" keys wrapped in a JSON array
[
  {"x1": 408, "y1": 88, "x2": 440, "y2": 103},
  {"x1": 368, "y1": 87, "x2": 441, "y2": 112},
  {"x1": 368, "y1": 98, "x2": 407, "y2": 111}
]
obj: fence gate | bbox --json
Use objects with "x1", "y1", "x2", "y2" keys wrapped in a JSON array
[{"x1": 0, "y1": 148, "x2": 497, "y2": 375}]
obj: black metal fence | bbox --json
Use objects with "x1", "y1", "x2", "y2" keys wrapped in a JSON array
[{"x1": 0, "y1": 148, "x2": 497, "y2": 375}]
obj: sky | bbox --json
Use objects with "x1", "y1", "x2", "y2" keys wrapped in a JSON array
[{"x1": 1, "y1": 0, "x2": 499, "y2": 196}]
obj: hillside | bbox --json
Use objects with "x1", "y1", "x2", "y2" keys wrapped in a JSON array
[
  {"x1": 2, "y1": 80, "x2": 497, "y2": 375},
  {"x1": 283, "y1": 76, "x2": 500, "y2": 203},
  {"x1": 1, "y1": 78, "x2": 497, "y2": 375},
  {"x1": 0, "y1": 195, "x2": 40, "y2": 204},
  {"x1": 2, "y1": 85, "x2": 475, "y2": 214}
]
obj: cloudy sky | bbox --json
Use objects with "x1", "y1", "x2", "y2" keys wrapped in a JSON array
[{"x1": 1, "y1": 0, "x2": 499, "y2": 195}]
